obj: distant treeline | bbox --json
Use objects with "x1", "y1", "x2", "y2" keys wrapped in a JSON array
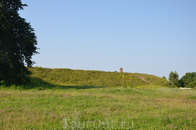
[{"x1": 168, "y1": 71, "x2": 196, "y2": 88}]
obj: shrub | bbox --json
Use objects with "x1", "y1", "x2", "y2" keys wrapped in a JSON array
[{"x1": 186, "y1": 81, "x2": 196, "y2": 88}]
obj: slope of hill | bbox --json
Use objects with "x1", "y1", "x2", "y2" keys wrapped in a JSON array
[{"x1": 29, "y1": 67, "x2": 173, "y2": 88}]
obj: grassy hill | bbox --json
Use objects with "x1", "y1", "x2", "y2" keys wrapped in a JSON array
[{"x1": 29, "y1": 67, "x2": 173, "y2": 88}]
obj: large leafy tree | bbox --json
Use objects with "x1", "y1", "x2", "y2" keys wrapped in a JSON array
[
  {"x1": 0, "y1": 0, "x2": 38, "y2": 84},
  {"x1": 180, "y1": 72, "x2": 196, "y2": 87},
  {"x1": 169, "y1": 71, "x2": 180, "y2": 87}
]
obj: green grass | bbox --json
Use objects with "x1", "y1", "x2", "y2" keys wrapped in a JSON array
[
  {"x1": 0, "y1": 67, "x2": 193, "y2": 129},
  {"x1": 28, "y1": 67, "x2": 173, "y2": 88},
  {"x1": 0, "y1": 87, "x2": 196, "y2": 129}
]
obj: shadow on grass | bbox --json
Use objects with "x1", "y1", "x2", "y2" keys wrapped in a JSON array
[{"x1": 0, "y1": 77, "x2": 103, "y2": 90}]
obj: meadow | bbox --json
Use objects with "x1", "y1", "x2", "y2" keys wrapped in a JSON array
[
  {"x1": 0, "y1": 68, "x2": 195, "y2": 129},
  {"x1": 0, "y1": 86, "x2": 196, "y2": 130}
]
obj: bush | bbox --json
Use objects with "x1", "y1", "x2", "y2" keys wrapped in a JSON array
[{"x1": 186, "y1": 81, "x2": 196, "y2": 88}]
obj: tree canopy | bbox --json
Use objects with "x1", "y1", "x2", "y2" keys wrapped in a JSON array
[
  {"x1": 180, "y1": 72, "x2": 196, "y2": 87},
  {"x1": 0, "y1": 0, "x2": 38, "y2": 84},
  {"x1": 169, "y1": 71, "x2": 180, "y2": 87}
]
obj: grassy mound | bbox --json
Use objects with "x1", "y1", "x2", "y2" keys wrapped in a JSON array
[{"x1": 29, "y1": 67, "x2": 172, "y2": 88}]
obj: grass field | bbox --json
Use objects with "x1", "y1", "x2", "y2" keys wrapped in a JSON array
[{"x1": 0, "y1": 86, "x2": 196, "y2": 130}]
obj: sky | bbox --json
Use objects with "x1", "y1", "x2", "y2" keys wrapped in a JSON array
[{"x1": 19, "y1": 0, "x2": 196, "y2": 78}]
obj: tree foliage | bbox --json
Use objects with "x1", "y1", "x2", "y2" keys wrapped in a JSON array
[
  {"x1": 0, "y1": 0, "x2": 38, "y2": 84},
  {"x1": 180, "y1": 72, "x2": 196, "y2": 87},
  {"x1": 169, "y1": 71, "x2": 180, "y2": 87},
  {"x1": 186, "y1": 80, "x2": 196, "y2": 88}
]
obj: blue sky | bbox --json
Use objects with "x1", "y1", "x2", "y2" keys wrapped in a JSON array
[{"x1": 19, "y1": 0, "x2": 196, "y2": 78}]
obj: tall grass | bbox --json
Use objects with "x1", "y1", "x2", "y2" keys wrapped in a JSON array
[
  {"x1": 0, "y1": 87, "x2": 195, "y2": 129},
  {"x1": 0, "y1": 67, "x2": 188, "y2": 129}
]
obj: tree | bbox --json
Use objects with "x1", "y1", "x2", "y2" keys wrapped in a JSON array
[
  {"x1": 0, "y1": 0, "x2": 38, "y2": 84},
  {"x1": 169, "y1": 71, "x2": 180, "y2": 87},
  {"x1": 180, "y1": 72, "x2": 196, "y2": 87}
]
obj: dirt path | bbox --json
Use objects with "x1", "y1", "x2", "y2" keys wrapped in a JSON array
[{"x1": 137, "y1": 75, "x2": 150, "y2": 84}]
